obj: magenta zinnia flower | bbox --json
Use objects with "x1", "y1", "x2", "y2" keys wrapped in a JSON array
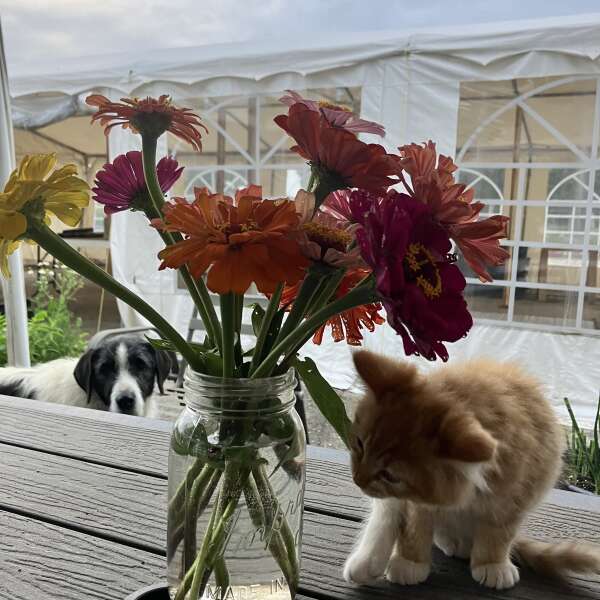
[
  {"x1": 350, "y1": 189, "x2": 472, "y2": 361},
  {"x1": 92, "y1": 151, "x2": 183, "y2": 214}
]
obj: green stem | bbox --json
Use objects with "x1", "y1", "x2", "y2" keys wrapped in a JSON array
[
  {"x1": 249, "y1": 284, "x2": 283, "y2": 375},
  {"x1": 243, "y1": 477, "x2": 296, "y2": 590},
  {"x1": 220, "y1": 293, "x2": 235, "y2": 377},
  {"x1": 306, "y1": 268, "x2": 345, "y2": 316},
  {"x1": 233, "y1": 293, "x2": 244, "y2": 369},
  {"x1": 252, "y1": 281, "x2": 376, "y2": 378},
  {"x1": 214, "y1": 557, "x2": 230, "y2": 600},
  {"x1": 183, "y1": 465, "x2": 216, "y2": 571},
  {"x1": 28, "y1": 224, "x2": 202, "y2": 371},
  {"x1": 141, "y1": 135, "x2": 222, "y2": 352},
  {"x1": 276, "y1": 270, "x2": 323, "y2": 344}
]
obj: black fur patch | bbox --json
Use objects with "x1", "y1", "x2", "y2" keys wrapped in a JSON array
[{"x1": 0, "y1": 379, "x2": 36, "y2": 400}]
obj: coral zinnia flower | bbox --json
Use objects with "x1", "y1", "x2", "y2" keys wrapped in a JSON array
[
  {"x1": 351, "y1": 189, "x2": 472, "y2": 361},
  {"x1": 280, "y1": 90, "x2": 385, "y2": 136},
  {"x1": 92, "y1": 151, "x2": 183, "y2": 215},
  {"x1": 153, "y1": 186, "x2": 309, "y2": 294},
  {"x1": 86, "y1": 94, "x2": 207, "y2": 151},
  {"x1": 0, "y1": 153, "x2": 89, "y2": 276},
  {"x1": 274, "y1": 104, "x2": 398, "y2": 193},
  {"x1": 398, "y1": 141, "x2": 509, "y2": 282},
  {"x1": 282, "y1": 269, "x2": 385, "y2": 346},
  {"x1": 294, "y1": 190, "x2": 363, "y2": 268}
]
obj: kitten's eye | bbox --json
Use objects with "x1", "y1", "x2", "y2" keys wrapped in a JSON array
[
  {"x1": 379, "y1": 469, "x2": 401, "y2": 484},
  {"x1": 354, "y1": 435, "x2": 364, "y2": 454}
]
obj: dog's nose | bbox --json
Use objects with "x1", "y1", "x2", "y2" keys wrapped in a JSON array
[{"x1": 116, "y1": 395, "x2": 135, "y2": 413}]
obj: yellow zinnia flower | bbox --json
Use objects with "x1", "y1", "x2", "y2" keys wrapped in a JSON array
[{"x1": 0, "y1": 153, "x2": 89, "y2": 276}]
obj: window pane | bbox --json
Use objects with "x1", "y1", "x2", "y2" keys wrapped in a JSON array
[
  {"x1": 513, "y1": 288, "x2": 578, "y2": 327},
  {"x1": 583, "y1": 293, "x2": 600, "y2": 330},
  {"x1": 516, "y1": 248, "x2": 583, "y2": 285},
  {"x1": 464, "y1": 285, "x2": 508, "y2": 321}
]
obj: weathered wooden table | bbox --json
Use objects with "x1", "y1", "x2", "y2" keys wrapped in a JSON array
[{"x1": 1, "y1": 395, "x2": 600, "y2": 600}]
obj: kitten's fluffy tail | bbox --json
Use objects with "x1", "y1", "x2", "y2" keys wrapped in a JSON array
[{"x1": 514, "y1": 537, "x2": 600, "y2": 579}]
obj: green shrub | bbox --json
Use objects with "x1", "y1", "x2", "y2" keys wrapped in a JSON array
[
  {"x1": 0, "y1": 265, "x2": 88, "y2": 366},
  {"x1": 564, "y1": 396, "x2": 600, "y2": 494}
]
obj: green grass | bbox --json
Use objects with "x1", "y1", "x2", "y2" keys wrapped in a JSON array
[
  {"x1": 0, "y1": 265, "x2": 88, "y2": 366},
  {"x1": 564, "y1": 395, "x2": 600, "y2": 494}
]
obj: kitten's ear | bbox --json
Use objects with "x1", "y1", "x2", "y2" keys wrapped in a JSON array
[
  {"x1": 437, "y1": 411, "x2": 497, "y2": 464},
  {"x1": 353, "y1": 350, "x2": 417, "y2": 397}
]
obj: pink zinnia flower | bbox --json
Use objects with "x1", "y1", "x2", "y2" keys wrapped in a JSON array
[
  {"x1": 398, "y1": 141, "x2": 509, "y2": 282},
  {"x1": 294, "y1": 190, "x2": 363, "y2": 268},
  {"x1": 92, "y1": 151, "x2": 183, "y2": 214},
  {"x1": 274, "y1": 104, "x2": 399, "y2": 195},
  {"x1": 280, "y1": 90, "x2": 385, "y2": 137},
  {"x1": 350, "y1": 189, "x2": 472, "y2": 362}
]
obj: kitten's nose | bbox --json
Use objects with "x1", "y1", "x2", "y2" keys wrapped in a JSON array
[
  {"x1": 116, "y1": 395, "x2": 135, "y2": 413},
  {"x1": 352, "y1": 468, "x2": 371, "y2": 489}
]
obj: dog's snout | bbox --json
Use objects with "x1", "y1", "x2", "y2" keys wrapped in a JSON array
[{"x1": 116, "y1": 395, "x2": 135, "y2": 412}]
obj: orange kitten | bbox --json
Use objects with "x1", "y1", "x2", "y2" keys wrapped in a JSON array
[{"x1": 343, "y1": 350, "x2": 600, "y2": 590}]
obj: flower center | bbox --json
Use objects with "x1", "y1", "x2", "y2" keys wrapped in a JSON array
[
  {"x1": 218, "y1": 221, "x2": 259, "y2": 240},
  {"x1": 318, "y1": 100, "x2": 351, "y2": 113},
  {"x1": 404, "y1": 243, "x2": 442, "y2": 299},
  {"x1": 302, "y1": 222, "x2": 352, "y2": 253}
]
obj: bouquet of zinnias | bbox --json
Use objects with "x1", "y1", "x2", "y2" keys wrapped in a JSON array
[{"x1": 0, "y1": 91, "x2": 507, "y2": 599}]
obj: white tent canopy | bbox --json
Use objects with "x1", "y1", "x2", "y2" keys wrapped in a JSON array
[{"x1": 7, "y1": 13, "x2": 600, "y2": 424}]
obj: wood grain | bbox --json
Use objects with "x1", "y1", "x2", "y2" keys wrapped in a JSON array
[
  {"x1": 300, "y1": 511, "x2": 600, "y2": 600},
  {"x1": 0, "y1": 510, "x2": 163, "y2": 600},
  {"x1": 0, "y1": 395, "x2": 368, "y2": 519}
]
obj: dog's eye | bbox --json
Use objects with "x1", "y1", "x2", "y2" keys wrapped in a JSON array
[{"x1": 130, "y1": 357, "x2": 150, "y2": 370}]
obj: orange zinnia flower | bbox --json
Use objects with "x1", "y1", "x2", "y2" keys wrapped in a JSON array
[
  {"x1": 153, "y1": 186, "x2": 309, "y2": 294},
  {"x1": 86, "y1": 94, "x2": 207, "y2": 150},
  {"x1": 282, "y1": 269, "x2": 385, "y2": 346}
]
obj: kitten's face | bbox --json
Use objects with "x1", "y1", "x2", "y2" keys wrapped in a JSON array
[{"x1": 350, "y1": 350, "x2": 497, "y2": 507}]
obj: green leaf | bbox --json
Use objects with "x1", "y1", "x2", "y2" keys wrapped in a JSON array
[
  {"x1": 250, "y1": 303, "x2": 265, "y2": 338},
  {"x1": 293, "y1": 356, "x2": 352, "y2": 448}
]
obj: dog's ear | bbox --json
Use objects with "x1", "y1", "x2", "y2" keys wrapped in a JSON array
[
  {"x1": 74, "y1": 349, "x2": 95, "y2": 403},
  {"x1": 152, "y1": 347, "x2": 173, "y2": 395}
]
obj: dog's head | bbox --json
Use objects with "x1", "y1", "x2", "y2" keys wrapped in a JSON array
[{"x1": 73, "y1": 336, "x2": 172, "y2": 416}]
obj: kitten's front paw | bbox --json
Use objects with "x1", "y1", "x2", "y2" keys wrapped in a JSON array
[
  {"x1": 386, "y1": 554, "x2": 430, "y2": 586},
  {"x1": 343, "y1": 550, "x2": 387, "y2": 584},
  {"x1": 471, "y1": 561, "x2": 520, "y2": 589},
  {"x1": 434, "y1": 533, "x2": 471, "y2": 559}
]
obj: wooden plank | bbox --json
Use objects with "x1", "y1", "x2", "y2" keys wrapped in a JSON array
[
  {"x1": 0, "y1": 395, "x2": 170, "y2": 476},
  {"x1": 300, "y1": 511, "x2": 600, "y2": 600},
  {"x1": 0, "y1": 441, "x2": 364, "y2": 556},
  {"x1": 5, "y1": 503, "x2": 598, "y2": 600},
  {"x1": 0, "y1": 396, "x2": 368, "y2": 519},
  {"x1": 1, "y1": 438, "x2": 599, "y2": 598},
  {"x1": 0, "y1": 443, "x2": 166, "y2": 552},
  {"x1": 0, "y1": 510, "x2": 163, "y2": 600}
]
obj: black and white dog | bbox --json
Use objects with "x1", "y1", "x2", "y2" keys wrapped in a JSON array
[{"x1": 0, "y1": 335, "x2": 172, "y2": 417}]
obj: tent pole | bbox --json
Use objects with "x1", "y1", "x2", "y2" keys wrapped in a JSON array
[{"x1": 0, "y1": 19, "x2": 30, "y2": 367}]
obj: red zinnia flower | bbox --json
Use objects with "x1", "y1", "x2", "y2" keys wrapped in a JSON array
[
  {"x1": 280, "y1": 90, "x2": 385, "y2": 136},
  {"x1": 152, "y1": 186, "x2": 309, "y2": 294},
  {"x1": 350, "y1": 189, "x2": 472, "y2": 361},
  {"x1": 86, "y1": 94, "x2": 207, "y2": 151},
  {"x1": 92, "y1": 151, "x2": 183, "y2": 215},
  {"x1": 274, "y1": 104, "x2": 398, "y2": 193},
  {"x1": 282, "y1": 269, "x2": 385, "y2": 346},
  {"x1": 398, "y1": 141, "x2": 509, "y2": 282}
]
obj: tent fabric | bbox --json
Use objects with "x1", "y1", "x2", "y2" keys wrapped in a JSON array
[
  {"x1": 6, "y1": 14, "x2": 600, "y2": 426},
  {"x1": 9, "y1": 14, "x2": 600, "y2": 126}
]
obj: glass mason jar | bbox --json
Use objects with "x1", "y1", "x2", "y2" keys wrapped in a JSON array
[{"x1": 167, "y1": 369, "x2": 306, "y2": 600}]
